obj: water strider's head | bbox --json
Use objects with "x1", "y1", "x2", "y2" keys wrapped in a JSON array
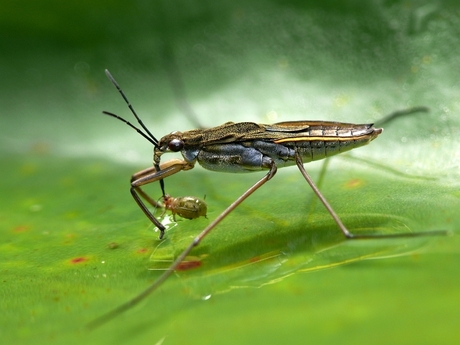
[{"x1": 154, "y1": 131, "x2": 186, "y2": 165}]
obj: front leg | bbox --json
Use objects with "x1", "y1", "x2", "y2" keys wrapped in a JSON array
[{"x1": 130, "y1": 159, "x2": 194, "y2": 239}]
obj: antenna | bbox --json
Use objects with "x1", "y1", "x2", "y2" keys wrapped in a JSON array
[
  {"x1": 103, "y1": 69, "x2": 166, "y2": 195},
  {"x1": 104, "y1": 69, "x2": 160, "y2": 147},
  {"x1": 102, "y1": 111, "x2": 158, "y2": 147}
]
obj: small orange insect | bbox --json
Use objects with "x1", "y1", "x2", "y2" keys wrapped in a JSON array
[{"x1": 161, "y1": 194, "x2": 207, "y2": 221}]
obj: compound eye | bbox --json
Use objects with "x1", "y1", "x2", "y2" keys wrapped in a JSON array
[{"x1": 168, "y1": 138, "x2": 184, "y2": 152}]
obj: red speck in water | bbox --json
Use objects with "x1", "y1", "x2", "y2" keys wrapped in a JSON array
[
  {"x1": 176, "y1": 260, "x2": 202, "y2": 271},
  {"x1": 70, "y1": 257, "x2": 87, "y2": 264},
  {"x1": 13, "y1": 225, "x2": 29, "y2": 233},
  {"x1": 345, "y1": 178, "x2": 363, "y2": 189}
]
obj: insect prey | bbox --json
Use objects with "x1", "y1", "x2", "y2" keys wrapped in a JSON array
[{"x1": 157, "y1": 194, "x2": 208, "y2": 221}]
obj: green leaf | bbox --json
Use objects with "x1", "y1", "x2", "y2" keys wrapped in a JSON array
[{"x1": 1, "y1": 1, "x2": 460, "y2": 344}]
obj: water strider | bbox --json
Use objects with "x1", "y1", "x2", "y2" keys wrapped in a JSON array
[{"x1": 88, "y1": 70, "x2": 447, "y2": 329}]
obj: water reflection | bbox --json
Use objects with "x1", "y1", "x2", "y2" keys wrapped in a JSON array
[{"x1": 147, "y1": 213, "x2": 438, "y2": 298}]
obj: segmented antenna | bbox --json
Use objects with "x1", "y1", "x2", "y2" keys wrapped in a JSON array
[
  {"x1": 104, "y1": 69, "x2": 166, "y2": 196},
  {"x1": 104, "y1": 69, "x2": 160, "y2": 148},
  {"x1": 102, "y1": 111, "x2": 158, "y2": 147}
]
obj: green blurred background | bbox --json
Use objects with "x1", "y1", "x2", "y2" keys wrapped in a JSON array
[{"x1": 1, "y1": 1, "x2": 459, "y2": 344}]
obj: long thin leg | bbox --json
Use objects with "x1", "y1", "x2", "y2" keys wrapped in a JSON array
[
  {"x1": 132, "y1": 185, "x2": 161, "y2": 208},
  {"x1": 130, "y1": 167, "x2": 164, "y2": 208},
  {"x1": 87, "y1": 162, "x2": 278, "y2": 329},
  {"x1": 306, "y1": 157, "x2": 331, "y2": 224},
  {"x1": 130, "y1": 187, "x2": 166, "y2": 238},
  {"x1": 130, "y1": 159, "x2": 194, "y2": 239},
  {"x1": 374, "y1": 106, "x2": 429, "y2": 127},
  {"x1": 294, "y1": 152, "x2": 448, "y2": 239}
]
